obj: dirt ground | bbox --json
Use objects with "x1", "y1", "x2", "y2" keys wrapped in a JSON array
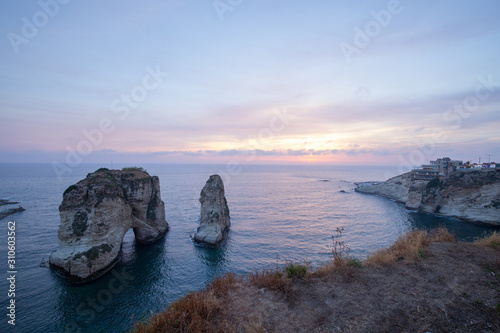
[{"x1": 218, "y1": 242, "x2": 500, "y2": 332}]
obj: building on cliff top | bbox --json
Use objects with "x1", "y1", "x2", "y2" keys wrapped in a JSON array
[{"x1": 413, "y1": 157, "x2": 464, "y2": 180}]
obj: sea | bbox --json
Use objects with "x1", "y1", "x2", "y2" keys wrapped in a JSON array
[{"x1": 1, "y1": 163, "x2": 498, "y2": 333}]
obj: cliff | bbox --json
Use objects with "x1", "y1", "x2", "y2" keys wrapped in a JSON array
[
  {"x1": 356, "y1": 170, "x2": 500, "y2": 226},
  {"x1": 49, "y1": 167, "x2": 169, "y2": 283},
  {"x1": 192, "y1": 175, "x2": 231, "y2": 247},
  {"x1": 133, "y1": 230, "x2": 500, "y2": 333}
]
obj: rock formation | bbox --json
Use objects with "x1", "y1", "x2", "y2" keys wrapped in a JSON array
[
  {"x1": 49, "y1": 168, "x2": 169, "y2": 283},
  {"x1": 356, "y1": 170, "x2": 500, "y2": 226},
  {"x1": 192, "y1": 175, "x2": 231, "y2": 247},
  {"x1": 0, "y1": 206, "x2": 25, "y2": 220}
]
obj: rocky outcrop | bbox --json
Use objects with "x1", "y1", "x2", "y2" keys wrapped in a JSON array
[
  {"x1": 356, "y1": 170, "x2": 500, "y2": 226},
  {"x1": 49, "y1": 168, "x2": 169, "y2": 283},
  {"x1": 192, "y1": 175, "x2": 231, "y2": 247},
  {"x1": 0, "y1": 206, "x2": 25, "y2": 220}
]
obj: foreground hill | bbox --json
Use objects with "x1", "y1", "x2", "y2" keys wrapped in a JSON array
[{"x1": 133, "y1": 230, "x2": 500, "y2": 333}]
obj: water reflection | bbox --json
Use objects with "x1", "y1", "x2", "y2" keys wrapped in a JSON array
[
  {"x1": 54, "y1": 235, "x2": 169, "y2": 333},
  {"x1": 194, "y1": 233, "x2": 230, "y2": 280}
]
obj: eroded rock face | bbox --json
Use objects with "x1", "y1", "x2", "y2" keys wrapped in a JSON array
[
  {"x1": 192, "y1": 175, "x2": 230, "y2": 247},
  {"x1": 356, "y1": 170, "x2": 500, "y2": 226},
  {"x1": 49, "y1": 168, "x2": 169, "y2": 283}
]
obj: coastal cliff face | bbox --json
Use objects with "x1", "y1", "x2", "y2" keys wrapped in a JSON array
[
  {"x1": 49, "y1": 168, "x2": 169, "y2": 282},
  {"x1": 192, "y1": 175, "x2": 230, "y2": 247},
  {"x1": 356, "y1": 170, "x2": 500, "y2": 226}
]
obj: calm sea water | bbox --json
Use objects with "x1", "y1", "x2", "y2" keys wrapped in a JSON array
[{"x1": 1, "y1": 163, "x2": 498, "y2": 333}]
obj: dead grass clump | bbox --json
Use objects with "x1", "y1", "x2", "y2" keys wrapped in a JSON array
[
  {"x1": 132, "y1": 274, "x2": 238, "y2": 333},
  {"x1": 207, "y1": 272, "x2": 239, "y2": 297},
  {"x1": 365, "y1": 229, "x2": 458, "y2": 266},
  {"x1": 311, "y1": 228, "x2": 364, "y2": 280},
  {"x1": 311, "y1": 262, "x2": 336, "y2": 278},
  {"x1": 474, "y1": 231, "x2": 500, "y2": 249},
  {"x1": 366, "y1": 230, "x2": 429, "y2": 265},
  {"x1": 249, "y1": 269, "x2": 291, "y2": 293},
  {"x1": 311, "y1": 258, "x2": 363, "y2": 282},
  {"x1": 132, "y1": 291, "x2": 220, "y2": 333},
  {"x1": 428, "y1": 227, "x2": 457, "y2": 242}
]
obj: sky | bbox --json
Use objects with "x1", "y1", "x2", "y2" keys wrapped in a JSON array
[{"x1": 1, "y1": 0, "x2": 500, "y2": 168}]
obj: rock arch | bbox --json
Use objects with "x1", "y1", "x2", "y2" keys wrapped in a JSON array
[{"x1": 49, "y1": 168, "x2": 169, "y2": 283}]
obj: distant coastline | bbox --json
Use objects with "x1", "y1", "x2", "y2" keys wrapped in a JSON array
[
  {"x1": 356, "y1": 164, "x2": 500, "y2": 226},
  {"x1": 0, "y1": 199, "x2": 25, "y2": 220}
]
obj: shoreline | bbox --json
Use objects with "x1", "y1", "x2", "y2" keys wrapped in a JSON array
[{"x1": 355, "y1": 170, "x2": 500, "y2": 227}]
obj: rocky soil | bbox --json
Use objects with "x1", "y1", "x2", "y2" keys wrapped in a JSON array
[{"x1": 134, "y1": 232, "x2": 500, "y2": 333}]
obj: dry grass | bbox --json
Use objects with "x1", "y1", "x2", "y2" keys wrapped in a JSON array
[
  {"x1": 132, "y1": 274, "x2": 238, "y2": 333},
  {"x1": 207, "y1": 273, "x2": 239, "y2": 297},
  {"x1": 365, "y1": 228, "x2": 455, "y2": 266},
  {"x1": 309, "y1": 227, "x2": 363, "y2": 280},
  {"x1": 428, "y1": 227, "x2": 457, "y2": 242},
  {"x1": 474, "y1": 231, "x2": 500, "y2": 249},
  {"x1": 311, "y1": 258, "x2": 362, "y2": 282},
  {"x1": 134, "y1": 228, "x2": 500, "y2": 333},
  {"x1": 248, "y1": 269, "x2": 291, "y2": 293}
]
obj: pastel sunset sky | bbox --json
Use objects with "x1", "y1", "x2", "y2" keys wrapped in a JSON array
[{"x1": 1, "y1": 0, "x2": 499, "y2": 166}]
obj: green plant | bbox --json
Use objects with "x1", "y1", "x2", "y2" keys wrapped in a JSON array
[
  {"x1": 224, "y1": 198, "x2": 230, "y2": 217},
  {"x1": 426, "y1": 177, "x2": 441, "y2": 190},
  {"x1": 73, "y1": 244, "x2": 113, "y2": 261},
  {"x1": 418, "y1": 248, "x2": 426, "y2": 258},
  {"x1": 286, "y1": 263, "x2": 307, "y2": 279},
  {"x1": 72, "y1": 211, "x2": 88, "y2": 236},
  {"x1": 491, "y1": 199, "x2": 500, "y2": 209},
  {"x1": 249, "y1": 269, "x2": 289, "y2": 293},
  {"x1": 63, "y1": 185, "x2": 78, "y2": 196},
  {"x1": 122, "y1": 167, "x2": 148, "y2": 173},
  {"x1": 348, "y1": 258, "x2": 363, "y2": 268},
  {"x1": 462, "y1": 292, "x2": 470, "y2": 298}
]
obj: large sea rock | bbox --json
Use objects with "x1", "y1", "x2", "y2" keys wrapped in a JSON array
[
  {"x1": 192, "y1": 175, "x2": 231, "y2": 247},
  {"x1": 49, "y1": 168, "x2": 169, "y2": 283},
  {"x1": 356, "y1": 170, "x2": 500, "y2": 226}
]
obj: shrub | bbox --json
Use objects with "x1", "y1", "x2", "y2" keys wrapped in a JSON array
[
  {"x1": 73, "y1": 244, "x2": 113, "y2": 261},
  {"x1": 348, "y1": 258, "x2": 363, "y2": 268},
  {"x1": 365, "y1": 228, "x2": 456, "y2": 266},
  {"x1": 426, "y1": 177, "x2": 441, "y2": 190},
  {"x1": 122, "y1": 167, "x2": 148, "y2": 173},
  {"x1": 132, "y1": 274, "x2": 238, "y2": 333},
  {"x1": 133, "y1": 291, "x2": 220, "y2": 333},
  {"x1": 72, "y1": 211, "x2": 88, "y2": 236},
  {"x1": 63, "y1": 185, "x2": 78, "y2": 196},
  {"x1": 249, "y1": 269, "x2": 290, "y2": 293},
  {"x1": 206, "y1": 273, "x2": 238, "y2": 297},
  {"x1": 491, "y1": 199, "x2": 500, "y2": 209},
  {"x1": 286, "y1": 263, "x2": 307, "y2": 279},
  {"x1": 428, "y1": 228, "x2": 456, "y2": 242},
  {"x1": 365, "y1": 230, "x2": 429, "y2": 265},
  {"x1": 329, "y1": 227, "x2": 351, "y2": 265},
  {"x1": 474, "y1": 232, "x2": 500, "y2": 249}
]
